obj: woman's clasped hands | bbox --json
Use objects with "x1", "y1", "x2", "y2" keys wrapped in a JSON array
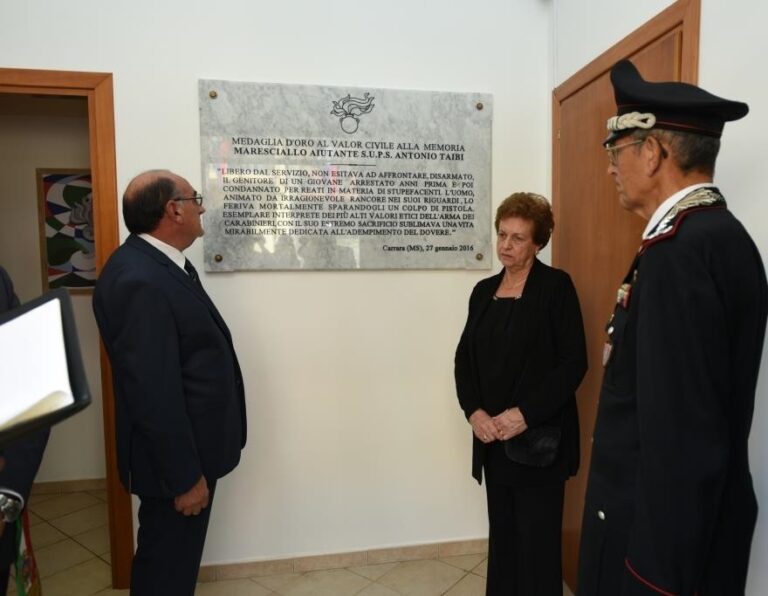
[{"x1": 469, "y1": 408, "x2": 528, "y2": 443}]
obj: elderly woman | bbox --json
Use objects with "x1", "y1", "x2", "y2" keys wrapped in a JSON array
[{"x1": 455, "y1": 193, "x2": 587, "y2": 595}]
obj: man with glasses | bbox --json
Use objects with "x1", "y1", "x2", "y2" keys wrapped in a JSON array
[
  {"x1": 93, "y1": 170, "x2": 247, "y2": 594},
  {"x1": 578, "y1": 61, "x2": 767, "y2": 595}
]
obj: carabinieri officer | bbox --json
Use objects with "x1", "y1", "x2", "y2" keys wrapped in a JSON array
[{"x1": 577, "y1": 60, "x2": 768, "y2": 596}]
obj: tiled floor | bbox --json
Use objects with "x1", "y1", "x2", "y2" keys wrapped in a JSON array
[
  {"x1": 14, "y1": 489, "x2": 111, "y2": 595},
  {"x1": 18, "y1": 490, "x2": 575, "y2": 595}
]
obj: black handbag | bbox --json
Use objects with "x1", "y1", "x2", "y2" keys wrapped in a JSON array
[
  {"x1": 502, "y1": 345, "x2": 563, "y2": 467},
  {"x1": 503, "y1": 422, "x2": 561, "y2": 467}
]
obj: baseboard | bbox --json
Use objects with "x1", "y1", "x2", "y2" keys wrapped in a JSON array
[
  {"x1": 30, "y1": 478, "x2": 106, "y2": 495},
  {"x1": 198, "y1": 538, "x2": 489, "y2": 582},
  {"x1": 26, "y1": 480, "x2": 488, "y2": 584}
]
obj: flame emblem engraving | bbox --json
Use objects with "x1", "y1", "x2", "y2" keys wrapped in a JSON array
[{"x1": 331, "y1": 92, "x2": 375, "y2": 134}]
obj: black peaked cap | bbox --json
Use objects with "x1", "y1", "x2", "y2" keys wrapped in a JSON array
[{"x1": 605, "y1": 60, "x2": 748, "y2": 144}]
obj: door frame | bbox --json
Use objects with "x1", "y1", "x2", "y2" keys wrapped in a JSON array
[
  {"x1": 551, "y1": 0, "x2": 700, "y2": 588},
  {"x1": 0, "y1": 68, "x2": 132, "y2": 588},
  {"x1": 553, "y1": 0, "x2": 700, "y2": 233}
]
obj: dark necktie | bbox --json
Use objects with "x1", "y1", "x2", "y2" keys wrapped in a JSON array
[
  {"x1": 184, "y1": 259, "x2": 202, "y2": 287},
  {"x1": 183, "y1": 258, "x2": 227, "y2": 333}
]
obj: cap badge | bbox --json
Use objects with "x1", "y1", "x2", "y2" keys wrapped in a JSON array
[{"x1": 606, "y1": 111, "x2": 656, "y2": 133}]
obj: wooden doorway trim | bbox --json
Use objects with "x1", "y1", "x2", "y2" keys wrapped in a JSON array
[
  {"x1": 554, "y1": 0, "x2": 700, "y2": 235},
  {"x1": 553, "y1": 0, "x2": 699, "y2": 103},
  {"x1": 551, "y1": 0, "x2": 700, "y2": 589},
  {"x1": 0, "y1": 68, "x2": 132, "y2": 588}
]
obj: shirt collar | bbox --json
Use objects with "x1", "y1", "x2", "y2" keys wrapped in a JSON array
[
  {"x1": 642, "y1": 182, "x2": 717, "y2": 239},
  {"x1": 138, "y1": 233, "x2": 187, "y2": 272}
]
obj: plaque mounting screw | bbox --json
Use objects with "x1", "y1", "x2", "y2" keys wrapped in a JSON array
[
  {"x1": 476, "y1": 102, "x2": 484, "y2": 111},
  {"x1": 475, "y1": 253, "x2": 484, "y2": 261},
  {"x1": 214, "y1": 254, "x2": 223, "y2": 262},
  {"x1": 209, "y1": 90, "x2": 218, "y2": 99}
]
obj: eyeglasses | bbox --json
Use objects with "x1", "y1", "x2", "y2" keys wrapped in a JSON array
[
  {"x1": 174, "y1": 193, "x2": 203, "y2": 206},
  {"x1": 605, "y1": 139, "x2": 645, "y2": 166}
]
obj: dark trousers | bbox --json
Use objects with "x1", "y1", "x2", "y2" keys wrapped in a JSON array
[
  {"x1": 131, "y1": 481, "x2": 216, "y2": 596},
  {"x1": 485, "y1": 481, "x2": 565, "y2": 596}
]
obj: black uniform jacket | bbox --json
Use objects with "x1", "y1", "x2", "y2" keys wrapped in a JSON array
[
  {"x1": 455, "y1": 259, "x2": 587, "y2": 484},
  {"x1": 578, "y1": 195, "x2": 768, "y2": 596},
  {"x1": 93, "y1": 235, "x2": 247, "y2": 498}
]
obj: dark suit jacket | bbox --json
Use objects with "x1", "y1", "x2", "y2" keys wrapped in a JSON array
[
  {"x1": 455, "y1": 259, "x2": 587, "y2": 484},
  {"x1": 92, "y1": 235, "x2": 246, "y2": 497},
  {"x1": 0, "y1": 266, "x2": 50, "y2": 568},
  {"x1": 578, "y1": 197, "x2": 768, "y2": 595}
]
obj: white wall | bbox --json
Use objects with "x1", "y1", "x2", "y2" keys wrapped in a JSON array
[
  {"x1": 0, "y1": 0, "x2": 551, "y2": 563},
  {"x1": 0, "y1": 95, "x2": 106, "y2": 482},
  {"x1": 702, "y1": 4, "x2": 768, "y2": 594},
  {"x1": 553, "y1": 0, "x2": 768, "y2": 593}
]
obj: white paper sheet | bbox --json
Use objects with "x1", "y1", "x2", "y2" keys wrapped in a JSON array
[{"x1": 0, "y1": 298, "x2": 75, "y2": 431}]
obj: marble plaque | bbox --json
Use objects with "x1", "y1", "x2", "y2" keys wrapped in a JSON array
[{"x1": 198, "y1": 80, "x2": 492, "y2": 270}]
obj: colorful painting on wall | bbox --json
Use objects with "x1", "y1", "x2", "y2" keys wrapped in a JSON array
[{"x1": 36, "y1": 169, "x2": 95, "y2": 292}]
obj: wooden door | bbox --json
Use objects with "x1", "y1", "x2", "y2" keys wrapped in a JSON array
[
  {"x1": 0, "y1": 68, "x2": 132, "y2": 588},
  {"x1": 551, "y1": 0, "x2": 701, "y2": 588}
]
